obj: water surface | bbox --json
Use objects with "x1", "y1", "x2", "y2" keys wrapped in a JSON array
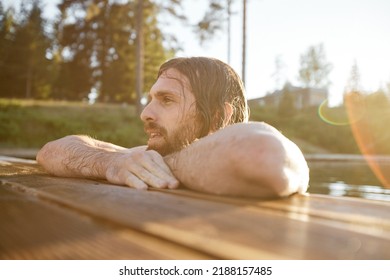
[{"x1": 307, "y1": 158, "x2": 390, "y2": 202}]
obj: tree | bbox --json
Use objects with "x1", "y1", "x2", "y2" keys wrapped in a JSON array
[
  {"x1": 0, "y1": 4, "x2": 16, "y2": 96},
  {"x1": 133, "y1": 0, "x2": 187, "y2": 112},
  {"x1": 0, "y1": 0, "x2": 53, "y2": 99},
  {"x1": 53, "y1": 0, "x2": 94, "y2": 100},
  {"x1": 298, "y1": 43, "x2": 332, "y2": 89},
  {"x1": 0, "y1": 3, "x2": 13, "y2": 62},
  {"x1": 278, "y1": 83, "x2": 297, "y2": 118},
  {"x1": 386, "y1": 79, "x2": 390, "y2": 97},
  {"x1": 194, "y1": 0, "x2": 247, "y2": 82},
  {"x1": 271, "y1": 55, "x2": 286, "y2": 90},
  {"x1": 54, "y1": 0, "x2": 180, "y2": 103},
  {"x1": 135, "y1": 0, "x2": 144, "y2": 113},
  {"x1": 345, "y1": 59, "x2": 362, "y2": 94},
  {"x1": 241, "y1": 0, "x2": 246, "y2": 85},
  {"x1": 365, "y1": 89, "x2": 389, "y2": 110},
  {"x1": 19, "y1": 0, "x2": 53, "y2": 99},
  {"x1": 195, "y1": 1, "x2": 226, "y2": 46}
]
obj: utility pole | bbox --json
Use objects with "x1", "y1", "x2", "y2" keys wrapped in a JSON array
[
  {"x1": 242, "y1": 0, "x2": 247, "y2": 85},
  {"x1": 135, "y1": 0, "x2": 144, "y2": 115},
  {"x1": 227, "y1": 0, "x2": 232, "y2": 64}
]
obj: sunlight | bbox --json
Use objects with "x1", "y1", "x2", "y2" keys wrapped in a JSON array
[
  {"x1": 345, "y1": 93, "x2": 390, "y2": 189},
  {"x1": 317, "y1": 99, "x2": 365, "y2": 126}
]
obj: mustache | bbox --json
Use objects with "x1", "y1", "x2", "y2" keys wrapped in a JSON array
[{"x1": 144, "y1": 122, "x2": 168, "y2": 135}]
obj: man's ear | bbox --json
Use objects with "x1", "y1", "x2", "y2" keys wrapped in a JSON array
[
  {"x1": 209, "y1": 102, "x2": 234, "y2": 134},
  {"x1": 223, "y1": 102, "x2": 234, "y2": 127}
]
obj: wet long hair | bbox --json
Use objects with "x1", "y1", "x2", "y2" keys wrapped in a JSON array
[{"x1": 157, "y1": 57, "x2": 249, "y2": 138}]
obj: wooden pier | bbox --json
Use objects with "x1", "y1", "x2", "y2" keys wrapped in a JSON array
[{"x1": 1, "y1": 155, "x2": 389, "y2": 259}]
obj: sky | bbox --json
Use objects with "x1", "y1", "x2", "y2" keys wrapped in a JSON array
[{"x1": 3, "y1": 0, "x2": 390, "y2": 104}]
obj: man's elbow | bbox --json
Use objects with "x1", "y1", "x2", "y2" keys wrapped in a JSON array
[
  {"x1": 36, "y1": 135, "x2": 82, "y2": 174},
  {"x1": 269, "y1": 144, "x2": 309, "y2": 197},
  {"x1": 233, "y1": 129, "x2": 309, "y2": 198},
  {"x1": 275, "y1": 163, "x2": 309, "y2": 197},
  {"x1": 263, "y1": 140, "x2": 309, "y2": 198},
  {"x1": 36, "y1": 141, "x2": 52, "y2": 166},
  {"x1": 36, "y1": 139, "x2": 62, "y2": 173}
]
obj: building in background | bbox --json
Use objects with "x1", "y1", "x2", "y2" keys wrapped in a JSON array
[{"x1": 249, "y1": 83, "x2": 328, "y2": 109}]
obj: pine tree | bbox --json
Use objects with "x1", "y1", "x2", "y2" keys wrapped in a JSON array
[
  {"x1": 0, "y1": 1, "x2": 53, "y2": 99},
  {"x1": 54, "y1": 0, "x2": 176, "y2": 103},
  {"x1": 345, "y1": 60, "x2": 361, "y2": 94},
  {"x1": 298, "y1": 43, "x2": 332, "y2": 89},
  {"x1": 0, "y1": 4, "x2": 16, "y2": 97}
]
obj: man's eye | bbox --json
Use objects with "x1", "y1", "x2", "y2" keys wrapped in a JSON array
[{"x1": 162, "y1": 97, "x2": 173, "y2": 104}]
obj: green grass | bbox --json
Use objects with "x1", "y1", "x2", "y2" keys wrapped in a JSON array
[
  {"x1": 249, "y1": 101, "x2": 390, "y2": 155},
  {"x1": 1, "y1": 98, "x2": 369, "y2": 154},
  {"x1": 0, "y1": 98, "x2": 147, "y2": 148},
  {"x1": 1, "y1": 98, "x2": 325, "y2": 153}
]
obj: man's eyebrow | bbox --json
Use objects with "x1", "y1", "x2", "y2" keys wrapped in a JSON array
[{"x1": 153, "y1": 90, "x2": 182, "y2": 98}]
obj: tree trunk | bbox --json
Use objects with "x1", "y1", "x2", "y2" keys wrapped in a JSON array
[
  {"x1": 227, "y1": 0, "x2": 232, "y2": 64},
  {"x1": 135, "y1": 0, "x2": 144, "y2": 114},
  {"x1": 241, "y1": 0, "x2": 246, "y2": 85},
  {"x1": 25, "y1": 62, "x2": 33, "y2": 99}
]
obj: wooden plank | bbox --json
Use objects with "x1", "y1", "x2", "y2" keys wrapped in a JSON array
[
  {"x1": 0, "y1": 183, "x2": 212, "y2": 260},
  {"x1": 0, "y1": 156, "x2": 43, "y2": 176},
  {"x1": 254, "y1": 194, "x2": 390, "y2": 229},
  {"x1": 2, "y1": 156, "x2": 390, "y2": 259},
  {"x1": 162, "y1": 188, "x2": 390, "y2": 232},
  {"x1": 3, "y1": 173, "x2": 390, "y2": 259}
]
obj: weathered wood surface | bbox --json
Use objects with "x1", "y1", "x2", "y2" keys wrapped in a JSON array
[{"x1": 1, "y1": 155, "x2": 390, "y2": 260}]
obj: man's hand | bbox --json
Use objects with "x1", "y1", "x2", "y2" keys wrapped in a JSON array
[
  {"x1": 105, "y1": 149, "x2": 179, "y2": 190},
  {"x1": 37, "y1": 135, "x2": 179, "y2": 191}
]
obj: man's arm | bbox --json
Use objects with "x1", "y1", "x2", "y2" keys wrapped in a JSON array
[
  {"x1": 37, "y1": 122, "x2": 308, "y2": 198},
  {"x1": 36, "y1": 135, "x2": 179, "y2": 190},
  {"x1": 165, "y1": 122, "x2": 309, "y2": 198}
]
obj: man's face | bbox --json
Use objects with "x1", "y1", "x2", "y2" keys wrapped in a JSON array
[{"x1": 140, "y1": 69, "x2": 200, "y2": 156}]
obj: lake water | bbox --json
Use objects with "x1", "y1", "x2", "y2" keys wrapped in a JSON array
[{"x1": 307, "y1": 158, "x2": 390, "y2": 202}]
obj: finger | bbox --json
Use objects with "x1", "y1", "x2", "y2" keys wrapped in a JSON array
[
  {"x1": 143, "y1": 161, "x2": 179, "y2": 189},
  {"x1": 124, "y1": 172, "x2": 148, "y2": 190},
  {"x1": 146, "y1": 151, "x2": 173, "y2": 174},
  {"x1": 143, "y1": 152, "x2": 179, "y2": 188},
  {"x1": 129, "y1": 165, "x2": 172, "y2": 189}
]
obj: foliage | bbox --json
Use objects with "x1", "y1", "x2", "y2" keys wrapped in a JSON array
[
  {"x1": 0, "y1": 99, "x2": 146, "y2": 148},
  {"x1": 1, "y1": 0, "x2": 226, "y2": 104},
  {"x1": 0, "y1": 1, "x2": 54, "y2": 99},
  {"x1": 193, "y1": 0, "x2": 237, "y2": 66},
  {"x1": 0, "y1": 0, "x2": 180, "y2": 103},
  {"x1": 250, "y1": 90, "x2": 390, "y2": 155},
  {"x1": 1, "y1": 94, "x2": 389, "y2": 155},
  {"x1": 277, "y1": 84, "x2": 297, "y2": 118},
  {"x1": 195, "y1": 0, "x2": 227, "y2": 45},
  {"x1": 54, "y1": 0, "x2": 174, "y2": 102},
  {"x1": 298, "y1": 43, "x2": 332, "y2": 89},
  {"x1": 345, "y1": 60, "x2": 361, "y2": 93},
  {"x1": 344, "y1": 90, "x2": 390, "y2": 155}
]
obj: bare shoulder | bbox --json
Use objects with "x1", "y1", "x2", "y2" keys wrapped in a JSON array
[
  {"x1": 222, "y1": 121, "x2": 309, "y2": 195},
  {"x1": 121, "y1": 145, "x2": 148, "y2": 153},
  {"x1": 226, "y1": 121, "x2": 305, "y2": 159},
  {"x1": 229, "y1": 121, "x2": 284, "y2": 135},
  {"x1": 214, "y1": 122, "x2": 287, "y2": 145}
]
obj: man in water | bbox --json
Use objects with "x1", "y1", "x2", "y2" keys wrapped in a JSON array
[{"x1": 37, "y1": 57, "x2": 309, "y2": 198}]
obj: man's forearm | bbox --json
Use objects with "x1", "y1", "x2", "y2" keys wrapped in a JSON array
[
  {"x1": 36, "y1": 135, "x2": 120, "y2": 178},
  {"x1": 165, "y1": 122, "x2": 309, "y2": 198},
  {"x1": 37, "y1": 135, "x2": 178, "y2": 190}
]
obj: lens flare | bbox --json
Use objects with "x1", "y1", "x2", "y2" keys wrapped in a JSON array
[
  {"x1": 318, "y1": 99, "x2": 365, "y2": 126},
  {"x1": 345, "y1": 92, "x2": 390, "y2": 189}
]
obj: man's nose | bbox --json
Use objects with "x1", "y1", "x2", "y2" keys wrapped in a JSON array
[{"x1": 140, "y1": 101, "x2": 156, "y2": 122}]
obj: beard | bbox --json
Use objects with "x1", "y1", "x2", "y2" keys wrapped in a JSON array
[{"x1": 145, "y1": 121, "x2": 199, "y2": 156}]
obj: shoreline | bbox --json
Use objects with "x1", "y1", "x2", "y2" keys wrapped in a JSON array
[{"x1": 1, "y1": 148, "x2": 390, "y2": 163}]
